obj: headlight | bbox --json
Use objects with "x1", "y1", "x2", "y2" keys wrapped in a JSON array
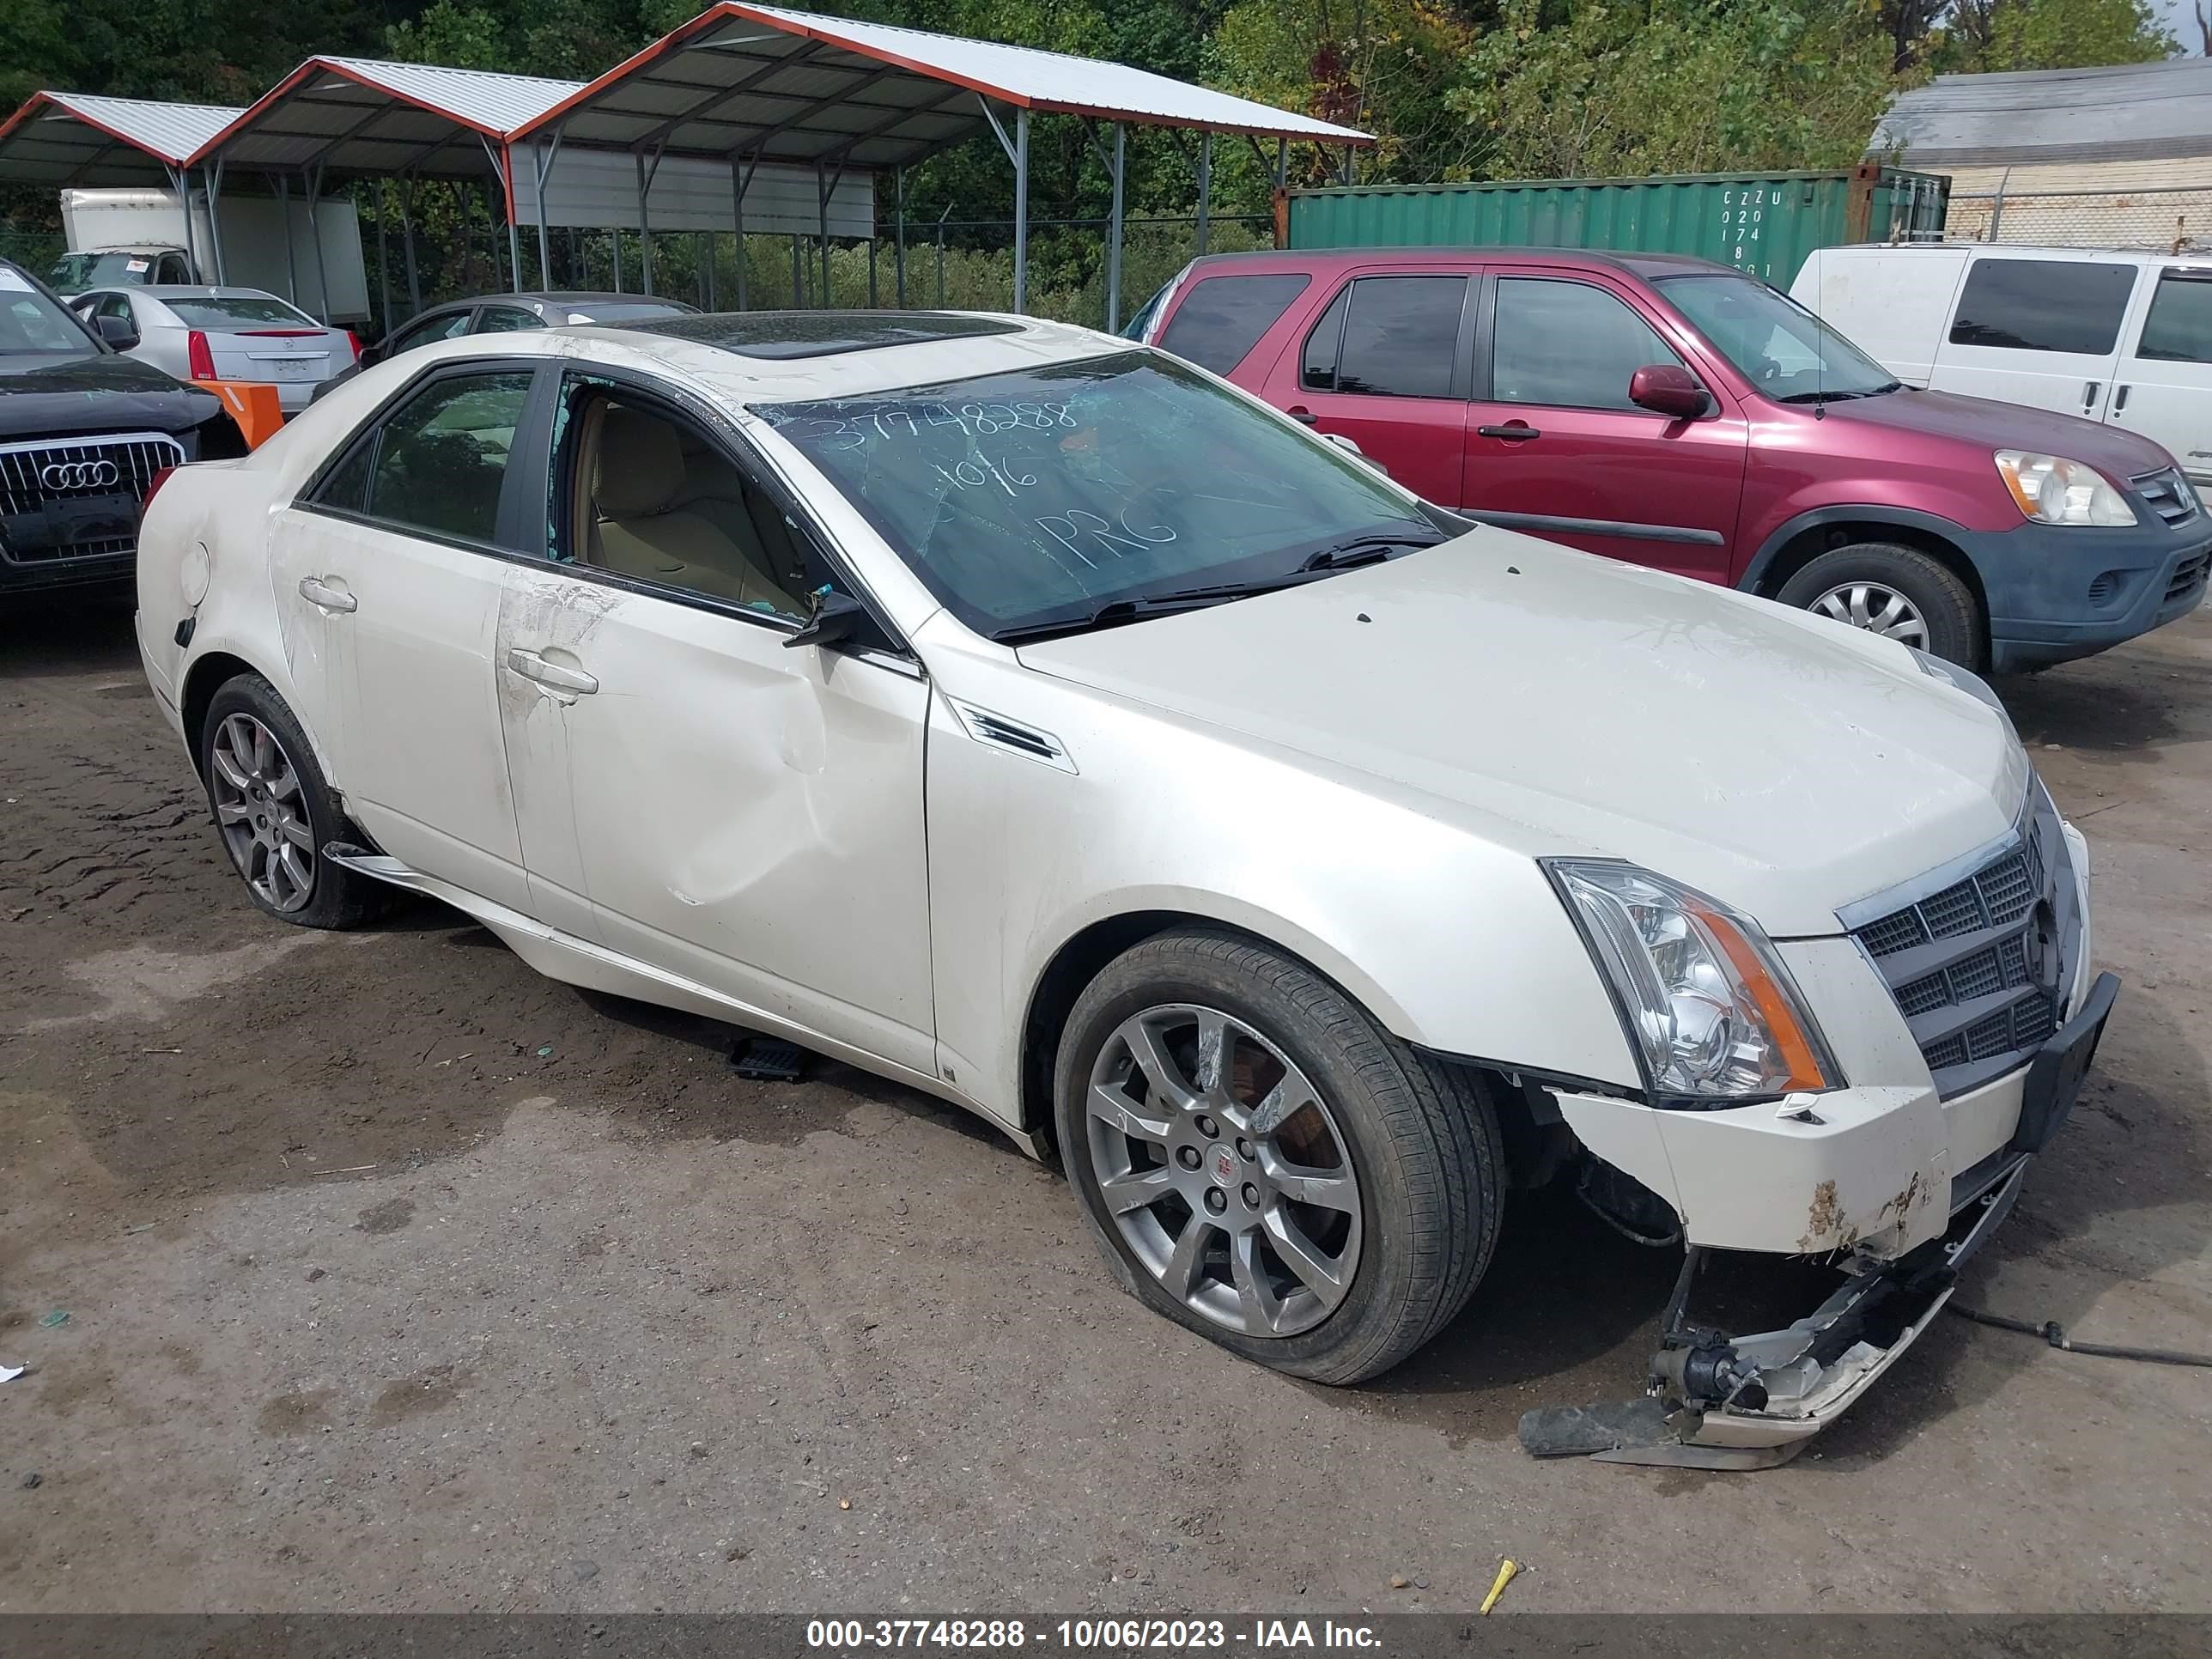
[
  {"x1": 1994, "y1": 451, "x2": 2136, "y2": 526},
  {"x1": 1546, "y1": 861, "x2": 1840, "y2": 1103}
]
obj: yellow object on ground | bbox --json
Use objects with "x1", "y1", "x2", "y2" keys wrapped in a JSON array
[
  {"x1": 1480, "y1": 1558, "x2": 1518, "y2": 1615},
  {"x1": 194, "y1": 379, "x2": 284, "y2": 450}
]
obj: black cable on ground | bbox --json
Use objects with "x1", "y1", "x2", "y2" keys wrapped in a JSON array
[{"x1": 1948, "y1": 1302, "x2": 2212, "y2": 1369}]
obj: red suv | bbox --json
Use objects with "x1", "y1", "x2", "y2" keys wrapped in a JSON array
[{"x1": 1133, "y1": 248, "x2": 2209, "y2": 671}]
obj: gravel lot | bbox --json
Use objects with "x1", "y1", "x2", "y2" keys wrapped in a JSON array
[{"x1": 1, "y1": 600, "x2": 2207, "y2": 1614}]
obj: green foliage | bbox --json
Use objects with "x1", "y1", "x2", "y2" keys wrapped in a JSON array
[{"x1": 1934, "y1": 0, "x2": 2177, "y2": 72}]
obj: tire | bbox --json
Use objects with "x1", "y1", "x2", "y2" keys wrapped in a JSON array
[
  {"x1": 1776, "y1": 542, "x2": 1984, "y2": 669},
  {"x1": 198, "y1": 672, "x2": 383, "y2": 929},
  {"x1": 1054, "y1": 930, "x2": 1504, "y2": 1384}
]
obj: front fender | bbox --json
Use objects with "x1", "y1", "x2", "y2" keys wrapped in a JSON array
[
  {"x1": 920, "y1": 649, "x2": 1642, "y2": 1130},
  {"x1": 1737, "y1": 501, "x2": 1984, "y2": 593}
]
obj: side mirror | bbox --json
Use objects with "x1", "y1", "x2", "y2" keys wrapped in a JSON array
[
  {"x1": 94, "y1": 313, "x2": 140, "y2": 351},
  {"x1": 358, "y1": 343, "x2": 384, "y2": 368},
  {"x1": 782, "y1": 587, "x2": 868, "y2": 651},
  {"x1": 1628, "y1": 363, "x2": 1711, "y2": 420},
  {"x1": 1322, "y1": 429, "x2": 1390, "y2": 477}
]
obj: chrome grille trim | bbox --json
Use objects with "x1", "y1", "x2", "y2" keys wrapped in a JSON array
[
  {"x1": 2130, "y1": 466, "x2": 2199, "y2": 528},
  {"x1": 1843, "y1": 781, "x2": 2081, "y2": 1100},
  {"x1": 0, "y1": 430, "x2": 185, "y2": 564}
]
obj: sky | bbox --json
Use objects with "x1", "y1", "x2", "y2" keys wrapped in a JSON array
[{"x1": 2155, "y1": 0, "x2": 2203, "y2": 53}]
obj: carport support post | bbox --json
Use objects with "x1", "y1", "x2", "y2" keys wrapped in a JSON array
[
  {"x1": 206, "y1": 160, "x2": 228, "y2": 284},
  {"x1": 817, "y1": 163, "x2": 830, "y2": 307},
  {"x1": 276, "y1": 174, "x2": 298, "y2": 304},
  {"x1": 1105, "y1": 122, "x2": 1125, "y2": 332},
  {"x1": 894, "y1": 169, "x2": 907, "y2": 307},
  {"x1": 1195, "y1": 132, "x2": 1211, "y2": 257},
  {"x1": 791, "y1": 233, "x2": 802, "y2": 306},
  {"x1": 1012, "y1": 108, "x2": 1030, "y2": 314},
  {"x1": 374, "y1": 179, "x2": 392, "y2": 335},
  {"x1": 635, "y1": 151, "x2": 654, "y2": 297},
  {"x1": 728, "y1": 154, "x2": 749, "y2": 312},
  {"x1": 400, "y1": 178, "x2": 421, "y2": 314},
  {"x1": 306, "y1": 166, "x2": 332, "y2": 325},
  {"x1": 701, "y1": 230, "x2": 714, "y2": 310},
  {"x1": 167, "y1": 166, "x2": 198, "y2": 282}
]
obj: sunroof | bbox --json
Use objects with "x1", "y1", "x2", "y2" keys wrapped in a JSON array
[{"x1": 614, "y1": 310, "x2": 1024, "y2": 360}]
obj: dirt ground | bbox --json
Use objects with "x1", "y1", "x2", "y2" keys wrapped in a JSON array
[{"x1": 1, "y1": 599, "x2": 2207, "y2": 1615}]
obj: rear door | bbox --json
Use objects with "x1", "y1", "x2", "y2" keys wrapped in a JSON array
[
  {"x1": 1929, "y1": 253, "x2": 2136, "y2": 420},
  {"x1": 1461, "y1": 271, "x2": 1747, "y2": 582},
  {"x1": 2109, "y1": 263, "x2": 2212, "y2": 494},
  {"x1": 1259, "y1": 268, "x2": 1474, "y2": 506}
]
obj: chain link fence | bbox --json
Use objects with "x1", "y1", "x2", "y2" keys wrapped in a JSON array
[{"x1": 1944, "y1": 185, "x2": 2212, "y2": 253}]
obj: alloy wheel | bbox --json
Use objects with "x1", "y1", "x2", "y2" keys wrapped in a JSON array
[
  {"x1": 210, "y1": 712, "x2": 316, "y2": 913},
  {"x1": 1808, "y1": 580, "x2": 1929, "y2": 647},
  {"x1": 1085, "y1": 1004, "x2": 1363, "y2": 1338}
]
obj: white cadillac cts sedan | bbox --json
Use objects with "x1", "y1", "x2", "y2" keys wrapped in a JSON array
[{"x1": 137, "y1": 312, "x2": 2116, "y2": 1464}]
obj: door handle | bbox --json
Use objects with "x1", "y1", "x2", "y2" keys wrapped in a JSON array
[
  {"x1": 297, "y1": 576, "x2": 356, "y2": 613},
  {"x1": 1477, "y1": 422, "x2": 1540, "y2": 441},
  {"x1": 2114, "y1": 385, "x2": 2130, "y2": 413},
  {"x1": 2081, "y1": 381, "x2": 2100, "y2": 410},
  {"x1": 507, "y1": 648, "x2": 599, "y2": 696},
  {"x1": 1285, "y1": 408, "x2": 1320, "y2": 425}
]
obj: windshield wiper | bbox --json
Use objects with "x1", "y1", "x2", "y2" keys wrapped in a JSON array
[
  {"x1": 1297, "y1": 530, "x2": 1442, "y2": 571},
  {"x1": 991, "y1": 592, "x2": 1241, "y2": 644},
  {"x1": 1778, "y1": 381, "x2": 1902, "y2": 404}
]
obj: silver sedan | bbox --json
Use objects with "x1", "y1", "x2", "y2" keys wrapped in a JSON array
[{"x1": 70, "y1": 285, "x2": 357, "y2": 412}]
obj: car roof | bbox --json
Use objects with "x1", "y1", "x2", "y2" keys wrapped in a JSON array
[
  {"x1": 398, "y1": 309, "x2": 1126, "y2": 404},
  {"x1": 1176, "y1": 246, "x2": 1741, "y2": 280},
  {"x1": 112, "y1": 285, "x2": 309, "y2": 302}
]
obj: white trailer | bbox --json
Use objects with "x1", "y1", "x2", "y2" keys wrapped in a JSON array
[{"x1": 58, "y1": 187, "x2": 372, "y2": 325}]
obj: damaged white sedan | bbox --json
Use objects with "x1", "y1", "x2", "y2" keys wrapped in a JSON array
[{"x1": 135, "y1": 311, "x2": 2116, "y2": 1464}]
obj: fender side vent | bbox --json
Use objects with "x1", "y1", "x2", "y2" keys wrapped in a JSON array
[{"x1": 945, "y1": 697, "x2": 1076, "y2": 774}]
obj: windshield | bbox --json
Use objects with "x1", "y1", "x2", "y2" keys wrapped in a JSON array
[
  {"x1": 753, "y1": 350, "x2": 1439, "y2": 639},
  {"x1": 47, "y1": 252, "x2": 144, "y2": 295},
  {"x1": 0, "y1": 269, "x2": 97, "y2": 356},
  {"x1": 163, "y1": 295, "x2": 314, "y2": 328},
  {"x1": 1656, "y1": 273, "x2": 1899, "y2": 402}
]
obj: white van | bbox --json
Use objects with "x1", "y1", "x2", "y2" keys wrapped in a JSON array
[{"x1": 1790, "y1": 244, "x2": 2210, "y2": 490}]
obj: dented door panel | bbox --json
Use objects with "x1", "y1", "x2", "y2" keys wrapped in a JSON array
[{"x1": 496, "y1": 568, "x2": 938, "y2": 1077}]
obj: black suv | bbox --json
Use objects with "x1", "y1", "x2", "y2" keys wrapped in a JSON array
[{"x1": 1, "y1": 258, "x2": 243, "y2": 599}]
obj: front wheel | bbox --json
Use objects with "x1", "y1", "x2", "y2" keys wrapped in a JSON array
[
  {"x1": 1776, "y1": 542, "x2": 1984, "y2": 669},
  {"x1": 1054, "y1": 931, "x2": 1504, "y2": 1384}
]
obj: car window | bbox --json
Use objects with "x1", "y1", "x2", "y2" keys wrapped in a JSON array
[
  {"x1": 552, "y1": 376, "x2": 814, "y2": 617},
  {"x1": 93, "y1": 291, "x2": 135, "y2": 323},
  {"x1": 1299, "y1": 276, "x2": 1463, "y2": 398},
  {"x1": 1158, "y1": 273, "x2": 1310, "y2": 375},
  {"x1": 156, "y1": 255, "x2": 192, "y2": 283},
  {"x1": 388, "y1": 309, "x2": 472, "y2": 355},
  {"x1": 756, "y1": 349, "x2": 1440, "y2": 639},
  {"x1": 1492, "y1": 278, "x2": 1683, "y2": 410},
  {"x1": 164, "y1": 295, "x2": 313, "y2": 328},
  {"x1": 475, "y1": 306, "x2": 543, "y2": 335},
  {"x1": 2135, "y1": 272, "x2": 2212, "y2": 364},
  {"x1": 1949, "y1": 259, "x2": 2136, "y2": 355},
  {"x1": 313, "y1": 369, "x2": 534, "y2": 544}
]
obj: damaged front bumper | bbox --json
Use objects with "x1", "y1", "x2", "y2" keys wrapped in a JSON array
[{"x1": 1522, "y1": 969, "x2": 2119, "y2": 1470}]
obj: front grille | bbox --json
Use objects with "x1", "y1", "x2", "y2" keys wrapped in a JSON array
[
  {"x1": 2167, "y1": 548, "x2": 2209, "y2": 607},
  {"x1": 1847, "y1": 788, "x2": 2081, "y2": 1099},
  {"x1": 2131, "y1": 467, "x2": 2200, "y2": 528},
  {"x1": 0, "y1": 431, "x2": 184, "y2": 564}
]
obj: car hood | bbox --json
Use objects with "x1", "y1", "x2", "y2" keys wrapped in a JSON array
[
  {"x1": 0, "y1": 350, "x2": 218, "y2": 439},
  {"x1": 1014, "y1": 532, "x2": 2031, "y2": 938},
  {"x1": 1832, "y1": 386, "x2": 2178, "y2": 480}
]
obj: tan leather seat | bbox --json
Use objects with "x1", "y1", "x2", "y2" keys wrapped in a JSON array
[{"x1": 587, "y1": 405, "x2": 797, "y2": 612}]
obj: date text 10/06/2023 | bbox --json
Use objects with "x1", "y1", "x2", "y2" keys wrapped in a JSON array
[{"x1": 805, "y1": 1620, "x2": 1383, "y2": 1650}]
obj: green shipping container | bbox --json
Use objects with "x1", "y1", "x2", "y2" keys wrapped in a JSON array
[{"x1": 1284, "y1": 165, "x2": 1950, "y2": 288}]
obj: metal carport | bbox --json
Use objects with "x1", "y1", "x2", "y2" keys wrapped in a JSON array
[
  {"x1": 0, "y1": 93, "x2": 243, "y2": 279},
  {"x1": 511, "y1": 2, "x2": 1373, "y2": 315}
]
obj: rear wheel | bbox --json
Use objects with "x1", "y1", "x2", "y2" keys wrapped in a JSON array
[
  {"x1": 1777, "y1": 542, "x2": 1984, "y2": 669},
  {"x1": 1054, "y1": 931, "x2": 1503, "y2": 1384},
  {"x1": 199, "y1": 673, "x2": 382, "y2": 929}
]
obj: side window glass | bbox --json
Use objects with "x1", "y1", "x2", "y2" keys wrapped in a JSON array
[
  {"x1": 1334, "y1": 276, "x2": 1465, "y2": 398},
  {"x1": 1492, "y1": 279, "x2": 1682, "y2": 411},
  {"x1": 475, "y1": 307, "x2": 542, "y2": 335},
  {"x1": 316, "y1": 434, "x2": 375, "y2": 514},
  {"x1": 556, "y1": 377, "x2": 814, "y2": 618},
  {"x1": 2135, "y1": 274, "x2": 2212, "y2": 364},
  {"x1": 1949, "y1": 259, "x2": 2136, "y2": 355},
  {"x1": 1301, "y1": 286, "x2": 1349, "y2": 391},
  {"x1": 339, "y1": 370, "x2": 534, "y2": 544},
  {"x1": 1158, "y1": 274, "x2": 1310, "y2": 375},
  {"x1": 392, "y1": 311, "x2": 471, "y2": 355}
]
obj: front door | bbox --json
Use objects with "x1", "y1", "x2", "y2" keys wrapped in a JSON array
[
  {"x1": 270, "y1": 362, "x2": 543, "y2": 911},
  {"x1": 1929, "y1": 254, "x2": 2136, "y2": 421},
  {"x1": 1266, "y1": 270, "x2": 1473, "y2": 507},
  {"x1": 2111, "y1": 264, "x2": 2212, "y2": 495},
  {"x1": 1462, "y1": 274, "x2": 1747, "y2": 582},
  {"x1": 495, "y1": 369, "x2": 938, "y2": 1074}
]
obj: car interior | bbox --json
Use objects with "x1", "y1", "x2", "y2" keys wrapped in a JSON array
[{"x1": 565, "y1": 392, "x2": 813, "y2": 616}]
